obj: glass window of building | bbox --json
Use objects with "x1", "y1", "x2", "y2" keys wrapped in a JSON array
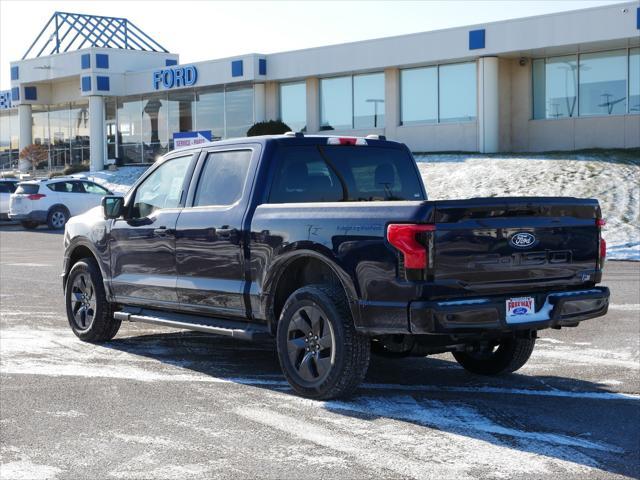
[
  {"x1": 579, "y1": 49, "x2": 627, "y2": 116},
  {"x1": 225, "y1": 86, "x2": 254, "y2": 138},
  {"x1": 353, "y1": 73, "x2": 385, "y2": 129},
  {"x1": 631, "y1": 48, "x2": 640, "y2": 114},
  {"x1": 195, "y1": 87, "x2": 224, "y2": 140},
  {"x1": 320, "y1": 76, "x2": 352, "y2": 130},
  {"x1": 32, "y1": 106, "x2": 49, "y2": 148},
  {"x1": 70, "y1": 101, "x2": 89, "y2": 165},
  {"x1": 400, "y1": 66, "x2": 438, "y2": 125},
  {"x1": 533, "y1": 55, "x2": 578, "y2": 119},
  {"x1": 168, "y1": 91, "x2": 195, "y2": 148},
  {"x1": 0, "y1": 110, "x2": 18, "y2": 168},
  {"x1": 105, "y1": 98, "x2": 117, "y2": 160},
  {"x1": 49, "y1": 105, "x2": 70, "y2": 167},
  {"x1": 117, "y1": 97, "x2": 142, "y2": 163},
  {"x1": 280, "y1": 82, "x2": 306, "y2": 132},
  {"x1": 439, "y1": 62, "x2": 477, "y2": 123},
  {"x1": 141, "y1": 93, "x2": 170, "y2": 162}
]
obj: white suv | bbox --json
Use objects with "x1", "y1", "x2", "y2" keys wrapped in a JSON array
[
  {"x1": 0, "y1": 179, "x2": 19, "y2": 220},
  {"x1": 9, "y1": 178, "x2": 113, "y2": 230}
]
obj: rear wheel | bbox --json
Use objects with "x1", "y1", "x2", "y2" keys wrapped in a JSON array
[
  {"x1": 20, "y1": 221, "x2": 38, "y2": 229},
  {"x1": 452, "y1": 337, "x2": 536, "y2": 375},
  {"x1": 65, "y1": 258, "x2": 121, "y2": 343},
  {"x1": 47, "y1": 207, "x2": 68, "y2": 230},
  {"x1": 276, "y1": 284, "x2": 370, "y2": 400}
]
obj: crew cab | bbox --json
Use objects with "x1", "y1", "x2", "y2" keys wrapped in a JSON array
[{"x1": 62, "y1": 134, "x2": 609, "y2": 399}]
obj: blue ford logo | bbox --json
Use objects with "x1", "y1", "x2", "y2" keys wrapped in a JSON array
[
  {"x1": 512, "y1": 307, "x2": 528, "y2": 315},
  {"x1": 510, "y1": 232, "x2": 536, "y2": 248}
]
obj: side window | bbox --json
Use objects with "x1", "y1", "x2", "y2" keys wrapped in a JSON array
[
  {"x1": 82, "y1": 181, "x2": 109, "y2": 195},
  {"x1": 193, "y1": 150, "x2": 252, "y2": 207},
  {"x1": 132, "y1": 155, "x2": 192, "y2": 218},
  {"x1": 48, "y1": 182, "x2": 74, "y2": 193},
  {"x1": 0, "y1": 183, "x2": 12, "y2": 193},
  {"x1": 269, "y1": 147, "x2": 343, "y2": 203}
]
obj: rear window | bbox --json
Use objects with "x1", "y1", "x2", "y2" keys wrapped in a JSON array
[
  {"x1": 15, "y1": 184, "x2": 40, "y2": 195},
  {"x1": 268, "y1": 145, "x2": 425, "y2": 203},
  {"x1": 0, "y1": 182, "x2": 17, "y2": 193}
]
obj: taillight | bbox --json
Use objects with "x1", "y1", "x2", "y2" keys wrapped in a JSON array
[
  {"x1": 596, "y1": 217, "x2": 606, "y2": 268},
  {"x1": 27, "y1": 194, "x2": 46, "y2": 200},
  {"x1": 327, "y1": 137, "x2": 367, "y2": 146},
  {"x1": 386, "y1": 224, "x2": 436, "y2": 269}
]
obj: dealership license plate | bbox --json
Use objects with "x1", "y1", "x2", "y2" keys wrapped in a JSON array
[{"x1": 506, "y1": 296, "x2": 535, "y2": 323}]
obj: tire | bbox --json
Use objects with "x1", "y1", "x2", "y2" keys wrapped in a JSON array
[
  {"x1": 20, "y1": 221, "x2": 39, "y2": 229},
  {"x1": 276, "y1": 284, "x2": 371, "y2": 400},
  {"x1": 65, "y1": 257, "x2": 121, "y2": 343},
  {"x1": 452, "y1": 337, "x2": 536, "y2": 375},
  {"x1": 47, "y1": 206, "x2": 69, "y2": 230}
]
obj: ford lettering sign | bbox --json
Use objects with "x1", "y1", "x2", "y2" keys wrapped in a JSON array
[
  {"x1": 509, "y1": 232, "x2": 536, "y2": 248},
  {"x1": 153, "y1": 66, "x2": 198, "y2": 90}
]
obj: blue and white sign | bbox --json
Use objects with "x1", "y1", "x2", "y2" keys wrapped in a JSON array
[
  {"x1": 173, "y1": 130, "x2": 212, "y2": 148},
  {"x1": 153, "y1": 65, "x2": 198, "y2": 90}
]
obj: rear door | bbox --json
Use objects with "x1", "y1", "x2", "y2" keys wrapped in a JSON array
[
  {"x1": 109, "y1": 153, "x2": 196, "y2": 306},
  {"x1": 174, "y1": 146, "x2": 258, "y2": 318}
]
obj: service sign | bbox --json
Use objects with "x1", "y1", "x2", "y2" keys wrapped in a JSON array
[{"x1": 173, "y1": 130, "x2": 212, "y2": 148}]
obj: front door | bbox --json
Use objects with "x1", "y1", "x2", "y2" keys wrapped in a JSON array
[
  {"x1": 175, "y1": 147, "x2": 257, "y2": 319},
  {"x1": 109, "y1": 153, "x2": 195, "y2": 307}
]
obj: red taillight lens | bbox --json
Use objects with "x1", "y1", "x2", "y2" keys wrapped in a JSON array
[
  {"x1": 386, "y1": 224, "x2": 436, "y2": 269},
  {"x1": 327, "y1": 137, "x2": 367, "y2": 146},
  {"x1": 596, "y1": 217, "x2": 606, "y2": 267},
  {"x1": 599, "y1": 237, "x2": 607, "y2": 262},
  {"x1": 27, "y1": 194, "x2": 46, "y2": 200}
]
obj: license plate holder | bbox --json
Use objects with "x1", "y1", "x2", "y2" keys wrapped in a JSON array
[{"x1": 506, "y1": 296, "x2": 535, "y2": 324}]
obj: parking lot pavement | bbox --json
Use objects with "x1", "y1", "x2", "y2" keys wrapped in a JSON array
[{"x1": 1, "y1": 224, "x2": 638, "y2": 480}]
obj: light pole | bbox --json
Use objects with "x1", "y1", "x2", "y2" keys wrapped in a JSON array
[{"x1": 366, "y1": 98, "x2": 384, "y2": 127}]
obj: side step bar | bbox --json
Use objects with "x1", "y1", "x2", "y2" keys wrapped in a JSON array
[{"x1": 114, "y1": 308, "x2": 271, "y2": 341}]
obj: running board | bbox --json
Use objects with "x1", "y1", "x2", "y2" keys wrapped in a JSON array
[{"x1": 114, "y1": 308, "x2": 271, "y2": 341}]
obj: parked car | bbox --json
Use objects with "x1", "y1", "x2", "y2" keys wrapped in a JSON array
[
  {"x1": 62, "y1": 134, "x2": 609, "y2": 399},
  {"x1": 0, "y1": 178, "x2": 19, "y2": 220},
  {"x1": 10, "y1": 177, "x2": 114, "y2": 230}
]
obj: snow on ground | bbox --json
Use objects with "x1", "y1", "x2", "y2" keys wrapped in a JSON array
[
  {"x1": 416, "y1": 152, "x2": 640, "y2": 261},
  {"x1": 74, "y1": 151, "x2": 639, "y2": 260}
]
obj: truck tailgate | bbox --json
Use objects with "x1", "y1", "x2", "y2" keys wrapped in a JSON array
[{"x1": 431, "y1": 197, "x2": 601, "y2": 294}]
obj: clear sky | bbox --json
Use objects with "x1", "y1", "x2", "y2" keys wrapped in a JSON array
[{"x1": 0, "y1": 0, "x2": 628, "y2": 89}]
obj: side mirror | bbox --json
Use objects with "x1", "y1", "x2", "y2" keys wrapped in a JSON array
[{"x1": 102, "y1": 196, "x2": 124, "y2": 219}]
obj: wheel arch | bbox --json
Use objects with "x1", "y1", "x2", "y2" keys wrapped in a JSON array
[
  {"x1": 263, "y1": 249, "x2": 360, "y2": 334},
  {"x1": 64, "y1": 240, "x2": 110, "y2": 297}
]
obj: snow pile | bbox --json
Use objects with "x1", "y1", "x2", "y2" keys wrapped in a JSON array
[
  {"x1": 416, "y1": 153, "x2": 639, "y2": 261},
  {"x1": 72, "y1": 166, "x2": 148, "y2": 194}
]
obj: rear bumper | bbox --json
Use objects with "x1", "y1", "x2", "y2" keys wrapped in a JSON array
[
  {"x1": 8, "y1": 210, "x2": 47, "y2": 223},
  {"x1": 409, "y1": 287, "x2": 609, "y2": 334}
]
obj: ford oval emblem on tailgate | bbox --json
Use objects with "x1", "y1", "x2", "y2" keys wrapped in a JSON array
[{"x1": 510, "y1": 232, "x2": 536, "y2": 248}]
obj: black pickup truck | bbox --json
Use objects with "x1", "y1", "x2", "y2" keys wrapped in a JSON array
[{"x1": 63, "y1": 134, "x2": 609, "y2": 399}]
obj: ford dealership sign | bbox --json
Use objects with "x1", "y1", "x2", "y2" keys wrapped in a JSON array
[{"x1": 153, "y1": 65, "x2": 198, "y2": 90}]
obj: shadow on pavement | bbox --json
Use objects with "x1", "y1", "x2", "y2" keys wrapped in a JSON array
[{"x1": 102, "y1": 329, "x2": 639, "y2": 478}]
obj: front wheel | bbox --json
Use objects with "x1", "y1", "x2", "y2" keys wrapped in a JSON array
[
  {"x1": 276, "y1": 284, "x2": 370, "y2": 400},
  {"x1": 65, "y1": 258, "x2": 121, "y2": 343},
  {"x1": 452, "y1": 336, "x2": 536, "y2": 375}
]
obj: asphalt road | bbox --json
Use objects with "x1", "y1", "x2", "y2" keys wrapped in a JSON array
[{"x1": 1, "y1": 223, "x2": 638, "y2": 480}]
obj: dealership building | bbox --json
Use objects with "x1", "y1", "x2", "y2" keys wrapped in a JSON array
[{"x1": 0, "y1": 2, "x2": 639, "y2": 170}]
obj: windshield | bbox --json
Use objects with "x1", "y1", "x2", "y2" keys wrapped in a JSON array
[{"x1": 269, "y1": 145, "x2": 425, "y2": 203}]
